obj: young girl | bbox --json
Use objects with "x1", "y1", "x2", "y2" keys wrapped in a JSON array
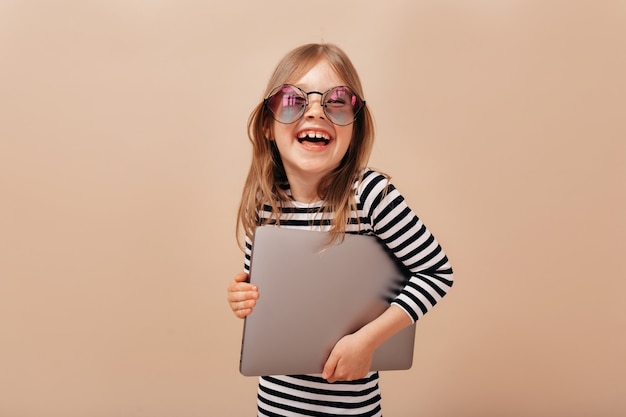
[{"x1": 227, "y1": 43, "x2": 454, "y2": 416}]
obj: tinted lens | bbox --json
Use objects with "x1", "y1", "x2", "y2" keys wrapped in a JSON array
[
  {"x1": 323, "y1": 86, "x2": 364, "y2": 126},
  {"x1": 265, "y1": 85, "x2": 307, "y2": 124}
]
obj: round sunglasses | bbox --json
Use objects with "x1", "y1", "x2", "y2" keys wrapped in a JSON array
[{"x1": 264, "y1": 84, "x2": 366, "y2": 126}]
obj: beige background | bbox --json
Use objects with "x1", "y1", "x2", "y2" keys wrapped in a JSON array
[{"x1": 1, "y1": 1, "x2": 624, "y2": 416}]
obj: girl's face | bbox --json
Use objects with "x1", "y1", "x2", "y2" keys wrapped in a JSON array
[{"x1": 270, "y1": 59, "x2": 354, "y2": 188}]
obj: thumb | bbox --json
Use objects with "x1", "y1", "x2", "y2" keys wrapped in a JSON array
[{"x1": 322, "y1": 353, "x2": 338, "y2": 382}]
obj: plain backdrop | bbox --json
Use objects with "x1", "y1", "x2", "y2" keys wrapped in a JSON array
[{"x1": 1, "y1": 1, "x2": 625, "y2": 416}]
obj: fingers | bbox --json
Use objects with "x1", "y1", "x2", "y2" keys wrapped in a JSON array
[
  {"x1": 322, "y1": 335, "x2": 372, "y2": 383},
  {"x1": 227, "y1": 272, "x2": 259, "y2": 318},
  {"x1": 233, "y1": 272, "x2": 249, "y2": 283},
  {"x1": 227, "y1": 293, "x2": 258, "y2": 318},
  {"x1": 229, "y1": 297, "x2": 258, "y2": 318},
  {"x1": 227, "y1": 274, "x2": 258, "y2": 300},
  {"x1": 231, "y1": 306, "x2": 253, "y2": 319},
  {"x1": 322, "y1": 354, "x2": 338, "y2": 383}
]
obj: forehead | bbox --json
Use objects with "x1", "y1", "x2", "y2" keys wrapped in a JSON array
[{"x1": 287, "y1": 60, "x2": 347, "y2": 92}]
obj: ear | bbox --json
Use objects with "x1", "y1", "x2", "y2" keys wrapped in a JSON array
[{"x1": 263, "y1": 125, "x2": 273, "y2": 141}]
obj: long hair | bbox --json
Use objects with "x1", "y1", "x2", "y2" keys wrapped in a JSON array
[{"x1": 236, "y1": 43, "x2": 376, "y2": 250}]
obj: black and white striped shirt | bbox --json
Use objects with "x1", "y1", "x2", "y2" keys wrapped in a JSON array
[{"x1": 244, "y1": 169, "x2": 454, "y2": 416}]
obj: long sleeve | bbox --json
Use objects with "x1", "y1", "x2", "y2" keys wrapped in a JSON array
[
  {"x1": 356, "y1": 169, "x2": 454, "y2": 322},
  {"x1": 243, "y1": 234, "x2": 253, "y2": 274}
]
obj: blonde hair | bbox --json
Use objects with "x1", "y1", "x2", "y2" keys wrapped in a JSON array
[{"x1": 236, "y1": 43, "x2": 375, "y2": 250}]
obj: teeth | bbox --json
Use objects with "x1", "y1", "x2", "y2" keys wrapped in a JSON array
[{"x1": 298, "y1": 130, "x2": 330, "y2": 140}]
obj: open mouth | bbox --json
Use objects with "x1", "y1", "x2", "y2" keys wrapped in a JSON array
[{"x1": 297, "y1": 130, "x2": 331, "y2": 145}]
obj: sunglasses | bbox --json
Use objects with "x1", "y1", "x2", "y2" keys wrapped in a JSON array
[{"x1": 264, "y1": 84, "x2": 366, "y2": 126}]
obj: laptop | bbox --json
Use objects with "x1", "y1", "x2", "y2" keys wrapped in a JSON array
[{"x1": 239, "y1": 225, "x2": 416, "y2": 376}]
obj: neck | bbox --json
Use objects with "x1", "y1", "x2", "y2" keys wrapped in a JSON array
[{"x1": 287, "y1": 173, "x2": 322, "y2": 203}]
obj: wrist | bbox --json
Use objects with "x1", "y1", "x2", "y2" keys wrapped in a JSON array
[{"x1": 356, "y1": 305, "x2": 413, "y2": 351}]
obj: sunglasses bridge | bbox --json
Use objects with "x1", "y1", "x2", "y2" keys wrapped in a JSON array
[{"x1": 300, "y1": 90, "x2": 332, "y2": 109}]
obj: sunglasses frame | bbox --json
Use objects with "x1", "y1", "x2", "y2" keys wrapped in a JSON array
[{"x1": 263, "y1": 84, "x2": 366, "y2": 126}]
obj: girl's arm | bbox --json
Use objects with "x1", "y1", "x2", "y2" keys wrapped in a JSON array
[
  {"x1": 364, "y1": 170, "x2": 454, "y2": 324},
  {"x1": 323, "y1": 170, "x2": 454, "y2": 382}
]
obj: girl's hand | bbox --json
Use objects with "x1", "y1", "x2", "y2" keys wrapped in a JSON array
[
  {"x1": 226, "y1": 272, "x2": 259, "y2": 318},
  {"x1": 321, "y1": 305, "x2": 413, "y2": 383},
  {"x1": 321, "y1": 333, "x2": 375, "y2": 383}
]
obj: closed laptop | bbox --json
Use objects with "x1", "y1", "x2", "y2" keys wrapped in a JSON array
[{"x1": 239, "y1": 226, "x2": 416, "y2": 377}]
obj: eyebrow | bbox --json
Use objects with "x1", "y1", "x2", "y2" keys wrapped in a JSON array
[{"x1": 293, "y1": 85, "x2": 344, "y2": 94}]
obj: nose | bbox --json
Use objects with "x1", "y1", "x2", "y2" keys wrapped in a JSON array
[{"x1": 304, "y1": 92, "x2": 326, "y2": 120}]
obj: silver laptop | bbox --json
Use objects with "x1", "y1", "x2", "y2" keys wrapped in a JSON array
[{"x1": 239, "y1": 226, "x2": 416, "y2": 376}]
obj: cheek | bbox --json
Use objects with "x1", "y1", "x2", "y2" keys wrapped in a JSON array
[
  {"x1": 271, "y1": 123, "x2": 294, "y2": 142},
  {"x1": 337, "y1": 126, "x2": 354, "y2": 146}
]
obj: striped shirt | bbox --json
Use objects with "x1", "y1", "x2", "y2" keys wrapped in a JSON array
[{"x1": 243, "y1": 169, "x2": 454, "y2": 416}]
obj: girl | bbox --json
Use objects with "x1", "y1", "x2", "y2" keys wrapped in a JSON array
[{"x1": 227, "y1": 43, "x2": 454, "y2": 416}]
